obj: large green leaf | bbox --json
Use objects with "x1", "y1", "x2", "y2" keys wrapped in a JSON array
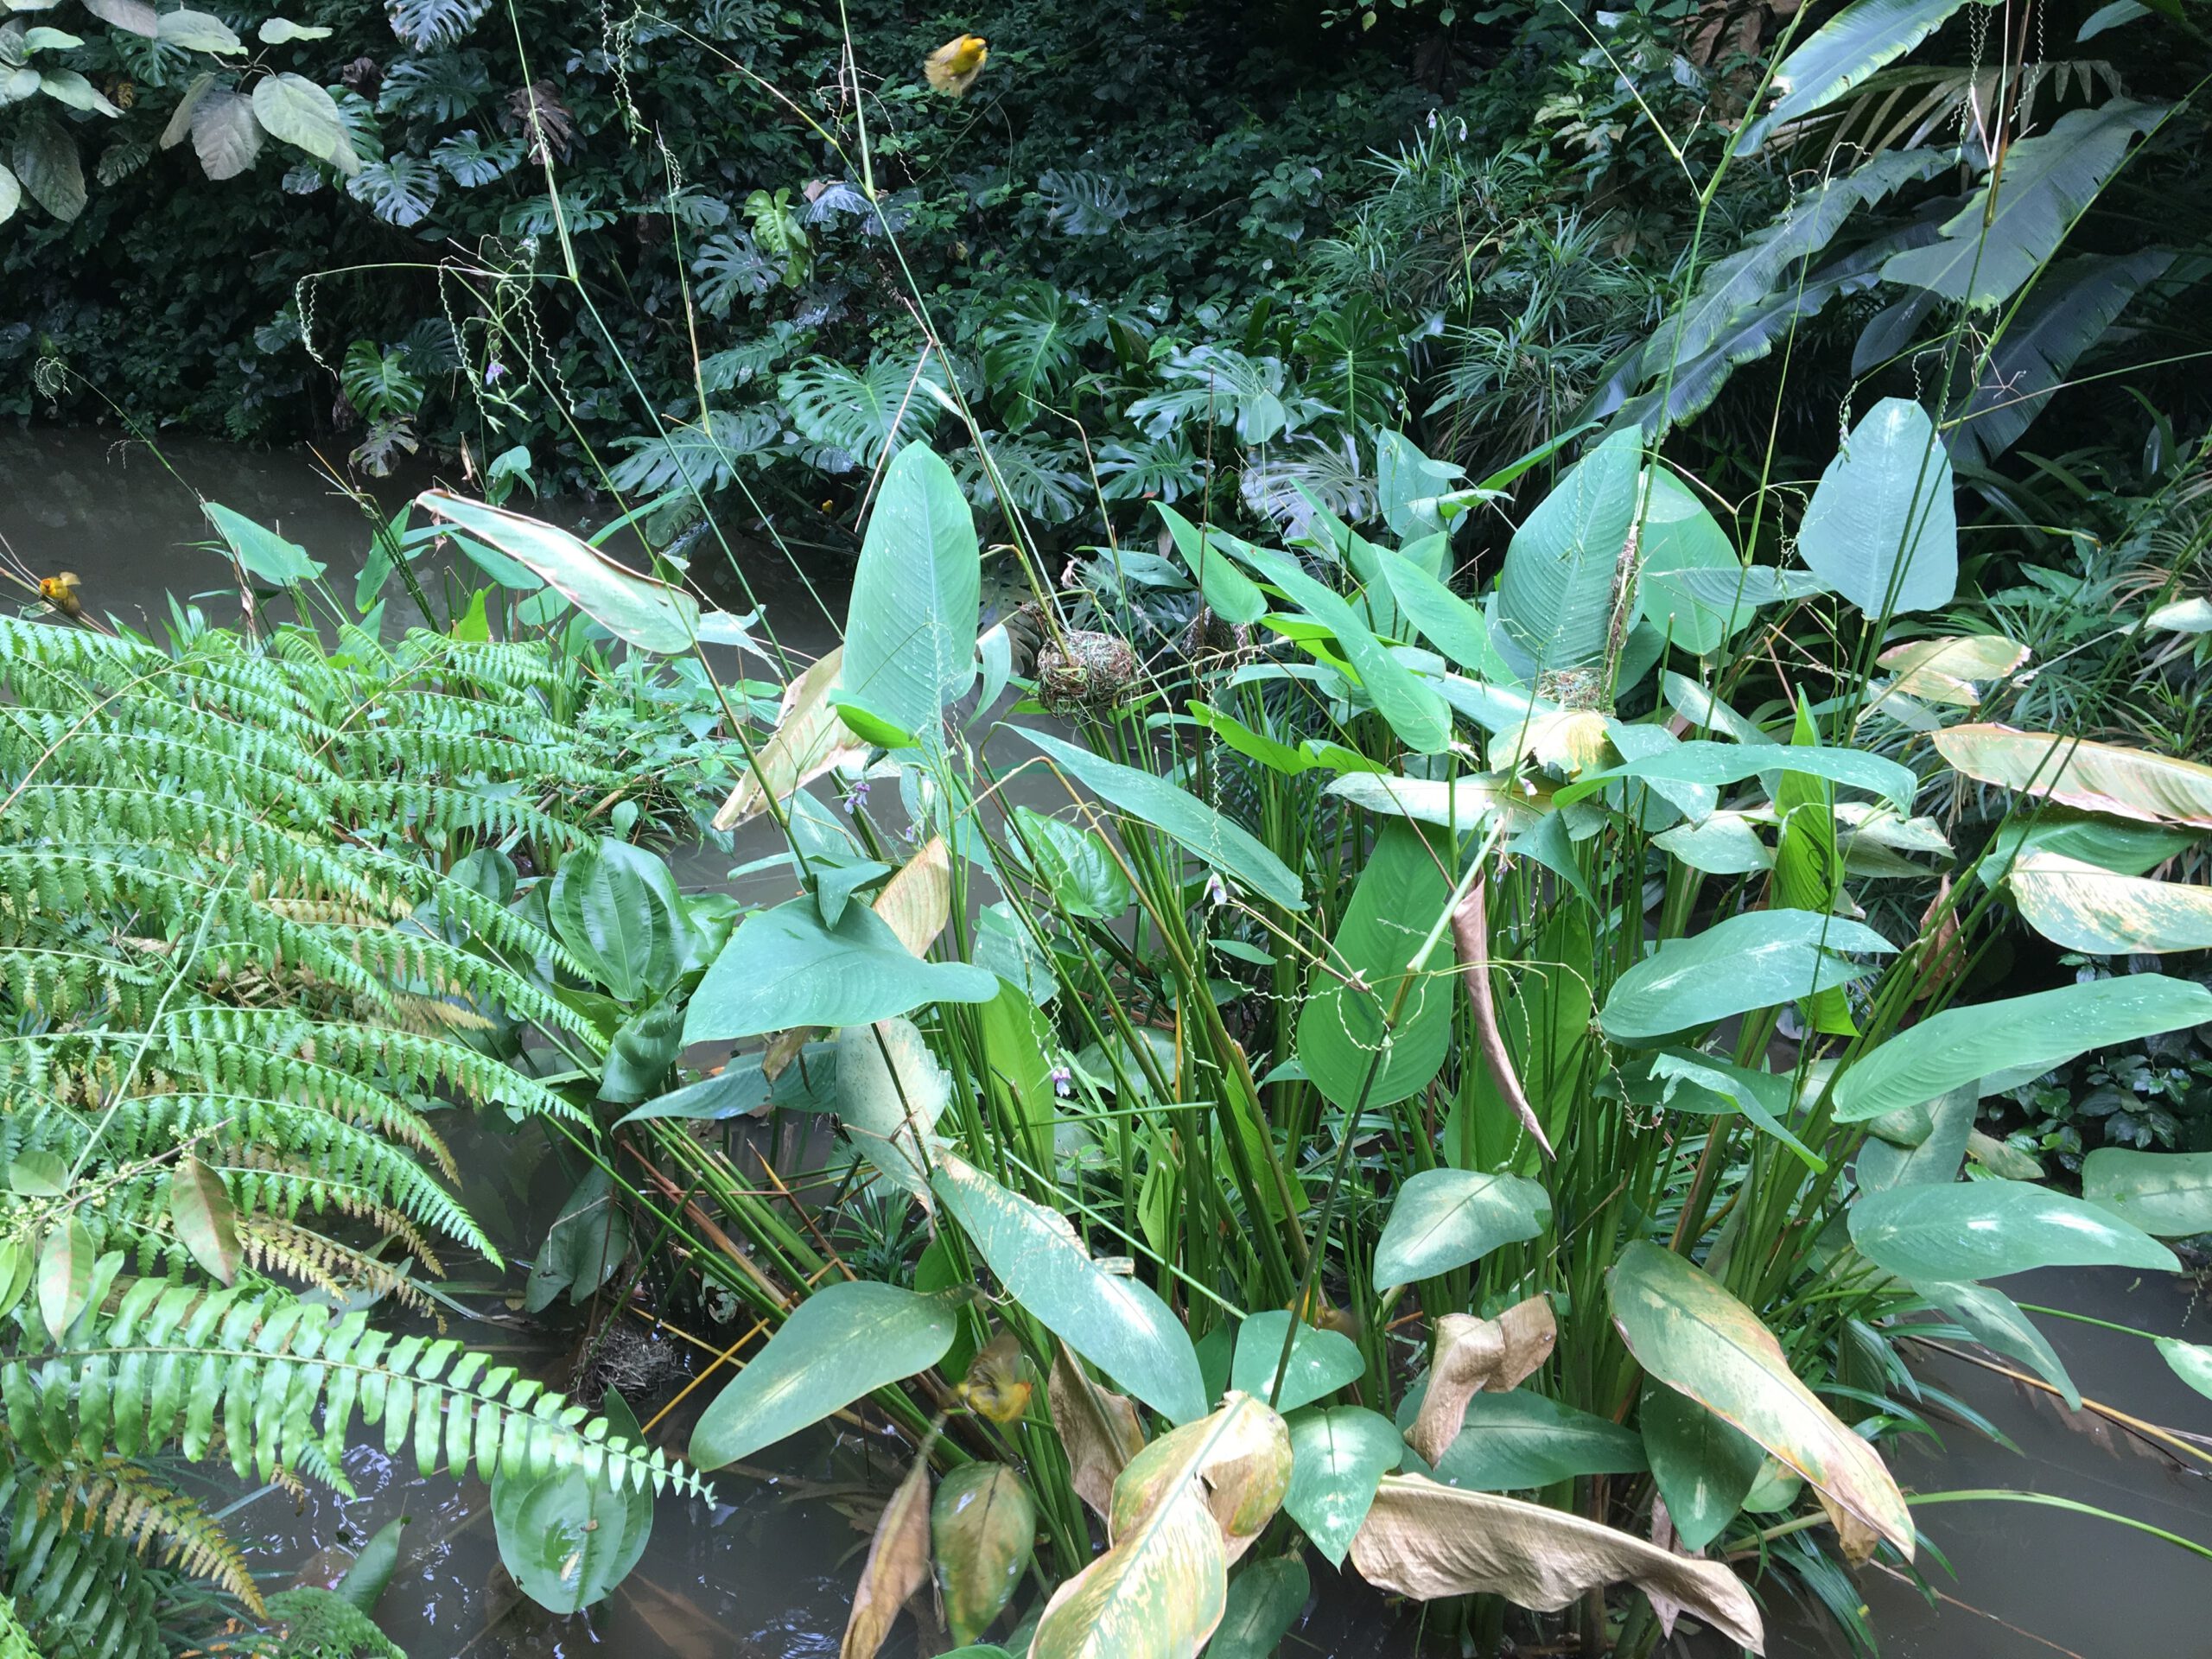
[
  {"x1": 688, "y1": 1281, "x2": 962, "y2": 1468},
  {"x1": 1371, "y1": 1168, "x2": 1550, "y2": 1289},
  {"x1": 613, "y1": 1044, "x2": 838, "y2": 1123},
  {"x1": 168, "y1": 1156, "x2": 242, "y2": 1285},
  {"x1": 683, "y1": 899, "x2": 996, "y2": 1044},
  {"x1": 1010, "y1": 728, "x2": 1304, "y2": 911},
  {"x1": 1493, "y1": 429, "x2": 1643, "y2": 678},
  {"x1": 1297, "y1": 820, "x2": 1454, "y2": 1111},
  {"x1": 1408, "y1": 1388, "x2": 1647, "y2": 1491},
  {"x1": 1637, "y1": 471, "x2": 1747, "y2": 656},
  {"x1": 2081, "y1": 1148, "x2": 2212, "y2": 1237},
  {"x1": 1742, "y1": 0, "x2": 1989, "y2": 143},
  {"x1": 493, "y1": 1389, "x2": 653, "y2": 1612},
  {"x1": 1209, "y1": 1556, "x2": 1310, "y2": 1659},
  {"x1": 1154, "y1": 504, "x2": 1268, "y2": 625},
  {"x1": 203, "y1": 503, "x2": 326, "y2": 585},
  {"x1": 1599, "y1": 909, "x2": 1894, "y2": 1043},
  {"x1": 250, "y1": 72, "x2": 359, "y2": 175},
  {"x1": 2158, "y1": 1338, "x2": 2212, "y2": 1401},
  {"x1": 1939, "y1": 723, "x2": 2212, "y2": 829},
  {"x1": 1796, "y1": 398, "x2": 1956, "y2": 617},
  {"x1": 1884, "y1": 100, "x2": 2166, "y2": 307},
  {"x1": 1374, "y1": 542, "x2": 1518, "y2": 681},
  {"x1": 1229, "y1": 1312, "x2": 1364, "y2": 1413},
  {"x1": 1555, "y1": 737, "x2": 1916, "y2": 811},
  {"x1": 524, "y1": 1166, "x2": 632, "y2": 1313},
  {"x1": 933, "y1": 1153, "x2": 1205, "y2": 1423},
  {"x1": 417, "y1": 492, "x2": 700, "y2": 652},
  {"x1": 10, "y1": 111, "x2": 83, "y2": 220},
  {"x1": 836, "y1": 1016, "x2": 952, "y2": 1202},
  {"x1": 1230, "y1": 541, "x2": 1452, "y2": 753},
  {"x1": 1849, "y1": 1179, "x2": 2177, "y2": 1281},
  {"x1": 550, "y1": 837, "x2": 691, "y2": 1003},
  {"x1": 1284, "y1": 1406, "x2": 1400, "y2": 1567},
  {"x1": 1916, "y1": 1280, "x2": 2080, "y2": 1409},
  {"x1": 1640, "y1": 1382, "x2": 1763, "y2": 1553},
  {"x1": 1830, "y1": 976, "x2": 2212, "y2": 1122},
  {"x1": 1855, "y1": 1084, "x2": 1975, "y2": 1190},
  {"x1": 932, "y1": 1464, "x2": 1036, "y2": 1647},
  {"x1": 1607, "y1": 1243, "x2": 1914, "y2": 1556},
  {"x1": 2006, "y1": 851, "x2": 2212, "y2": 954},
  {"x1": 839, "y1": 442, "x2": 979, "y2": 742}
]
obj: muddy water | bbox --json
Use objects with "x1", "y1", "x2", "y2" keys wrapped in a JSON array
[{"x1": 3, "y1": 426, "x2": 2209, "y2": 1657}]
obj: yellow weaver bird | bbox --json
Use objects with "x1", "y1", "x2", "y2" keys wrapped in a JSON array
[
  {"x1": 956, "y1": 1332, "x2": 1031, "y2": 1424},
  {"x1": 36, "y1": 573, "x2": 83, "y2": 620},
  {"x1": 925, "y1": 33, "x2": 989, "y2": 98}
]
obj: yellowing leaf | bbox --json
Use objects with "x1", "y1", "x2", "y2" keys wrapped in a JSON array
[
  {"x1": 2007, "y1": 850, "x2": 2212, "y2": 954},
  {"x1": 842, "y1": 1446, "x2": 931, "y2": 1659},
  {"x1": 1876, "y1": 633, "x2": 2029, "y2": 705},
  {"x1": 1108, "y1": 1394, "x2": 1291, "y2": 1567},
  {"x1": 874, "y1": 835, "x2": 950, "y2": 958},
  {"x1": 1936, "y1": 723, "x2": 2212, "y2": 828},
  {"x1": 931, "y1": 1463, "x2": 1035, "y2": 1646},
  {"x1": 715, "y1": 650, "x2": 868, "y2": 831},
  {"x1": 1348, "y1": 1475, "x2": 1764, "y2": 1651}
]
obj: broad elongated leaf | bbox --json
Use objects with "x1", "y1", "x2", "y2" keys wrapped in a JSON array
[
  {"x1": 1229, "y1": 1312, "x2": 1364, "y2": 1413},
  {"x1": 523, "y1": 1166, "x2": 632, "y2": 1313},
  {"x1": 168, "y1": 1156, "x2": 242, "y2": 1284},
  {"x1": 933, "y1": 1153, "x2": 1205, "y2": 1424},
  {"x1": 157, "y1": 6, "x2": 242, "y2": 49},
  {"x1": 1349, "y1": 1476, "x2": 1764, "y2": 1649},
  {"x1": 1637, "y1": 472, "x2": 1748, "y2": 655},
  {"x1": 840, "y1": 442, "x2": 979, "y2": 742},
  {"x1": 251, "y1": 73, "x2": 359, "y2": 175},
  {"x1": 1010, "y1": 727, "x2": 1304, "y2": 911},
  {"x1": 419, "y1": 492, "x2": 700, "y2": 652},
  {"x1": 35, "y1": 1215, "x2": 92, "y2": 1335},
  {"x1": 836, "y1": 1016, "x2": 951, "y2": 1202},
  {"x1": 1849, "y1": 1179, "x2": 2177, "y2": 1281},
  {"x1": 1608, "y1": 1242, "x2": 1913, "y2": 1557},
  {"x1": 1884, "y1": 100, "x2": 2165, "y2": 307},
  {"x1": 933, "y1": 1464, "x2": 1035, "y2": 1647},
  {"x1": 2158, "y1": 1338, "x2": 2212, "y2": 1400},
  {"x1": 1297, "y1": 820, "x2": 1454, "y2": 1111},
  {"x1": 1410, "y1": 1388, "x2": 1648, "y2": 1491},
  {"x1": 1743, "y1": 0, "x2": 1987, "y2": 143},
  {"x1": 2007, "y1": 851, "x2": 2212, "y2": 954},
  {"x1": 1796, "y1": 398, "x2": 1956, "y2": 617},
  {"x1": 203, "y1": 503, "x2": 325, "y2": 584},
  {"x1": 1916, "y1": 1280, "x2": 2080, "y2": 1409},
  {"x1": 613, "y1": 1043, "x2": 838, "y2": 1123},
  {"x1": 1371, "y1": 1168, "x2": 1550, "y2": 1289},
  {"x1": 1493, "y1": 429, "x2": 1642, "y2": 678},
  {"x1": 1600, "y1": 909, "x2": 1894, "y2": 1043},
  {"x1": 1939, "y1": 723, "x2": 2212, "y2": 828},
  {"x1": 1975, "y1": 807, "x2": 2199, "y2": 888},
  {"x1": 0, "y1": 166, "x2": 17, "y2": 228},
  {"x1": 1556, "y1": 738, "x2": 1916, "y2": 810},
  {"x1": 550, "y1": 837, "x2": 690, "y2": 1002},
  {"x1": 1375, "y1": 542, "x2": 1519, "y2": 681},
  {"x1": 1855, "y1": 1084, "x2": 1975, "y2": 1190},
  {"x1": 713, "y1": 651, "x2": 868, "y2": 831},
  {"x1": 1640, "y1": 1383, "x2": 1763, "y2": 1553},
  {"x1": 1285, "y1": 1406, "x2": 1400, "y2": 1567},
  {"x1": 684, "y1": 899, "x2": 996, "y2": 1044},
  {"x1": 688, "y1": 1281, "x2": 961, "y2": 1468},
  {"x1": 1323, "y1": 770, "x2": 1531, "y2": 832},
  {"x1": 1830, "y1": 976, "x2": 2212, "y2": 1122},
  {"x1": 2081, "y1": 1148, "x2": 2212, "y2": 1237},
  {"x1": 1210, "y1": 1556, "x2": 1310, "y2": 1659},
  {"x1": 1155, "y1": 504, "x2": 1267, "y2": 625},
  {"x1": 493, "y1": 1390, "x2": 653, "y2": 1613},
  {"x1": 10, "y1": 112, "x2": 83, "y2": 220}
]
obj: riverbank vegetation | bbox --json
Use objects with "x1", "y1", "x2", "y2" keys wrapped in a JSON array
[{"x1": 4, "y1": 0, "x2": 2212, "y2": 1656}]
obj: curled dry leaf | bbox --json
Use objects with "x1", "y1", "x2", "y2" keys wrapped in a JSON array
[
  {"x1": 1349, "y1": 1474, "x2": 1764, "y2": 1653},
  {"x1": 1405, "y1": 1296, "x2": 1557, "y2": 1465},
  {"x1": 841, "y1": 1442, "x2": 933, "y2": 1659},
  {"x1": 1050, "y1": 1344, "x2": 1146, "y2": 1520},
  {"x1": 875, "y1": 835, "x2": 952, "y2": 958},
  {"x1": 1451, "y1": 871, "x2": 1555, "y2": 1160},
  {"x1": 1109, "y1": 1392, "x2": 1292, "y2": 1567},
  {"x1": 715, "y1": 649, "x2": 869, "y2": 831}
]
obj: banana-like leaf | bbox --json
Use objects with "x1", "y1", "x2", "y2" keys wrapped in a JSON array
[
  {"x1": 1742, "y1": 0, "x2": 1990, "y2": 146},
  {"x1": 2006, "y1": 851, "x2": 2212, "y2": 953},
  {"x1": 1492, "y1": 429, "x2": 1643, "y2": 679},
  {"x1": 2081, "y1": 1147, "x2": 2212, "y2": 1237},
  {"x1": 1937, "y1": 722, "x2": 2212, "y2": 827},
  {"x1": 713, "y1": 649, "x2": 868, "y2": 831},
  {"x1": 1796, "y1": 397, "x2": 1956, "y2": 618},
  {"x1": 1348, "y1": 1475, "x2": 1764, "y2": 1650},
  {"x1": 840, "y1": 442, "x2": 979, "y2": 744},
  {"x1": 874, "y1": 836, "x2": 951, "y2": 958}
]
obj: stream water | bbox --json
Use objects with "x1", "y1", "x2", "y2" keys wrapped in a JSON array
[{"x1": 3, "y1": 425, "x2": 2208, "y2": 1658}]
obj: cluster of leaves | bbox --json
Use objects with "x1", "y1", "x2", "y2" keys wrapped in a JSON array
[{"x1": 0, "y1": 544, "x2": 731, "y2": 1656}]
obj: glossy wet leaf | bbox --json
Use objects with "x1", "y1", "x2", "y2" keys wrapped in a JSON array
[
  {"x1": 685, "y1": 898, "x2": 997, "y2": 1044},
  {"x1": 1796, "y1": 397, "x2": 1956, "y2": 617},
  {"x1": 2007, "y1": 851, "x2": 2212, "y2": 954},
  {"x1": 934, "y1": 1153, "x2": 1206, "y2": 1424},
  {"x1": 1600, "y1": 909, "x2": 1893, "y2": 1042},
  {"x1": 1640, "y1": 1383, "x2": 1763, "y2": 1553},
  {"x1": 1608, "y1": 1242, "x2": 1912, "y2": 1557},
  {"x1": 1285, "y1": 1406, "x2": 1401, "y2": 1567},
  {"x1": 1229, "y1": 1312, "x2": 1365, "y2": 1413},
  {"x1": 1555, "y1": 740, "x2": 1916, "y2": 811},
  {"x1": 688, "y1": 1281, "x2": 962, "y2": 1469},
  {"x1": 842, "y1": 1441, "x2": 931, "y2": 1659},
  {"x1": 933, "y1": 1464, "x2": 1036, "y2": 1646},
  {"x1": 1404, "y1": 1299, "x2": 1558, "y2": 1464},
  {"x1": 524, "y1": 1166, "x2": 632, "y2": 1313},
  {"x1": 1298, "y1": 820, "x2": 1455, "y2": 1113},
  {"x1": 2157, "y1": 1338, "x2": 2212, "y2": 1401},
  {"x1": 836, "y1": 1016, "x2": 951, "y2": 1202},
  {"x1": 1372, "y1": 1168, "x2": 1550, "y2": 1289},
  {"x1": 35, "y1": 1213, "x2": 92, "y2": 1336},
  {"x1": 1049, "y1": 1344, "x2": 1146, "y2": 1519},
  {"x1": 1851, "y1": 1179, "x2": 2177, "y2": 1282},
  {"x1": 419, "y1": 491, "x2": 701, "y2": 652},
  {"x1": 1936, "y1": 723, "x2": 2212, "y2": 827},
  {"x1": 1349, "y1": 1475, "x2": 1764, "y2": 1649},
  {"x1": 1411, "y1": 1388, "x2": 1647, "y2": 1491},
  {"x1": 334, "y1": 1516, "x2": 410, "y2": 1613},
  {"x1": 840, "y1": 442, "x2": 978, "y2": 743},
  {"x1": 2082, "y1": 1147, "x2": 2212, "y2": 1236},
  {"x1": 1010, "y1": 727, "x2": 1304, "y2": 912},
  {"x1": 1210, "y1": 1555, "x2": 1310, "y2": 1659},
  {"x1": 166, "y1": 1155, "x2": 242, "y2": 1285},
  {"x1": 493, "y1": 1390, "x2": 652, "y2": 1613},
  {"x1": 1830, "y1": 975, "x2": 2212, "y2": 1122},
  {"x1": 1011, "y1": 807, "x2": 1135, "y2": 919}
]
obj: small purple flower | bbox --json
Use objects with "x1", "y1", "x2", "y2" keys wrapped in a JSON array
[
  {"x1": 484, "y1": 360, "x2": 508, "y2": 387},
  {"x1": 1049, "y1": 1064, "x2": 1073, "y2": 1098},
  {"x1": 842, "y1": 777, "x2": 870, "y2": 816},
  {"x1": 1204, "y1": 871, "x2": 1229, "y2": 907}
]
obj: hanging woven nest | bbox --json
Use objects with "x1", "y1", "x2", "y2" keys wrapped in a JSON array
[{"x1": 1036, "y1": 627, "x2": 1141, "y2": 714}]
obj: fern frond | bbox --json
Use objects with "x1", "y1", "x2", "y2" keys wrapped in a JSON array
[
  {"x1": 45, "y1": 1459, "x2": 263, "y2": 1613},
  {"x1": 1, "y1": 1467, "x2": 166, "y2": 1659}
]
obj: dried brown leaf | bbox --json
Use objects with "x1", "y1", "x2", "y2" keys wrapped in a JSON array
[
  {"x1": 1050, "y1": 1344, "x2": 1146, "y2": 1520},
  {"x1": 1405, "y1": 1296, "x2": 1557, "y2": 1465},
  {"x1": 1452, "y1": 872, "x2": 1555, "y2": 1160},
  {"x1": 840, "y1": 1447, "x2": 931, "y2": 1659}
]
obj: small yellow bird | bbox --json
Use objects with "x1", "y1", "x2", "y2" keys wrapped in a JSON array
[
  {"x1": 925, "y1": 33, "x2": 989, "y2": 98},
  {"x1": 36, "y1": 573, "x2": 83, "y2": 620},
  {"x1": 957, "y1": 1332, "x2": 1032, "y2": 1424}
]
